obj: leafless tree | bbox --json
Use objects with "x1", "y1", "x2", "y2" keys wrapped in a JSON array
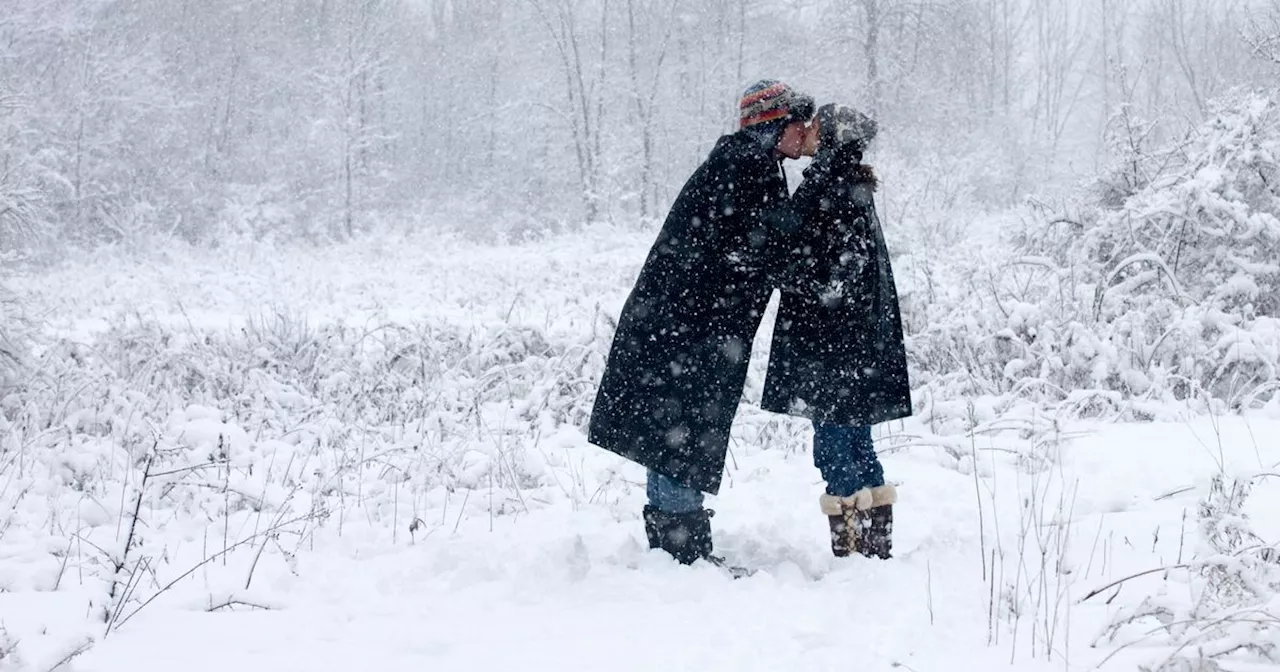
[
  {"x1": 625, "y1": 0, "x2": 678, "y2": 219},
  {"x1": 1243, "y1": 1, "x2": 1280, "y2": 67},
  {"x1": 1, "y1": 0, "x2": 1276, "y2": 244},
  {"x1": 530, "y1": 0, "x2": 611, "y2": 224}
]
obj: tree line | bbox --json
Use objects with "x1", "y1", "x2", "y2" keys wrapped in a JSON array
[{"x1": 0, "y1": 0, "x2": 1275, "y2": 249}]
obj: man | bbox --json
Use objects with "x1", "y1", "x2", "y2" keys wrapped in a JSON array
[{"x1": 587, "y1": 80, "x2": 816, "y2": 567}]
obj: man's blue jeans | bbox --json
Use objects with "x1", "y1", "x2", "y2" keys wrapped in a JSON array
[
  {"x1": 646, "y1": 469, "x2": 705, "y2": 514},
  {"x1": 646, "y1": 421, "x2": 886, "y2": 511}
]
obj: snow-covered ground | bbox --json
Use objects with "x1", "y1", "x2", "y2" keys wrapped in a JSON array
[{"x1": 3, "y1": 230, "x2": 1278, "y2": 671}]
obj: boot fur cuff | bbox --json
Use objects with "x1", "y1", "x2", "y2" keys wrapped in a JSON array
[
  {"x1": 870, "y1": 484, "x2": 897, "y2": 507},
  {"x1": 820, "y1": 484, "x2": 897, "y2": 515}
]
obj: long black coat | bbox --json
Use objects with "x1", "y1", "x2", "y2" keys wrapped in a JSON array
[
  {"x1": 761, "y1": 164, "x2": 912, "y2": 427},
  {"x1": 588, "y1": 131, "x2": 794, "y2": 495}
]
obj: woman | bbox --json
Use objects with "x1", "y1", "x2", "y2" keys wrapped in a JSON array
[{"x1": 761, "y1": 103, "x2": 913, "y2": 559}]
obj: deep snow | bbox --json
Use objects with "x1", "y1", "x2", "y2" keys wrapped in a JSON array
[{"x1": 2, "y1": 231, "x2": 1278, "y2": 672}]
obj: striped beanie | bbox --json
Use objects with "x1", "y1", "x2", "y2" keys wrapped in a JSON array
[{"x1": 739, "y1": 79, "x2": 814, "y2": 129}]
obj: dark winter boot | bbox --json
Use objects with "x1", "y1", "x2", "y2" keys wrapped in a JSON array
[
  {"x1": 642, "y1": 505, "x2": 715, "y2": 565},
  {"x1": 820, "y1": 484, "x2": 896, "y2": 559},
  {"x1": 858, "y1": 499, "x2": 894, "y2": 560},
  {"x1": 642, "y1": 506, "x2": 754, "y2": 577}
]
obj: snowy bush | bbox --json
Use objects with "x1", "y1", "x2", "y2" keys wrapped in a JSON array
[
  {"x1": 0, "y1": 623, "x2": 21, "y2": 672},
  {"x1": 902, "y1": 90, "x2": 1280, "y2": 416},
  {"x1": 1097, "y1": 474, "x2": 1280, "y2": 671},
  {"x1": 0, "y1": 279, "x2": 30, "y2": 394},
  {"x1": 1088, "y1": 92, "x2": 1280, "y2": 312},
  {"x1": 0, "y1": 306, "x2": 610, "y2": 631}
]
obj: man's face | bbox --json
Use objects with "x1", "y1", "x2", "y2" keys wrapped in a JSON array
[
  {"x1": 774, "y1": 120, "x2": 809, "y2": 159},
  {"x1": 800, "y1": 118, "x2": 821, "y2": 157}
]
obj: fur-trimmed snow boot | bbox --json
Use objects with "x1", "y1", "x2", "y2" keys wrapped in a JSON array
[{"x1": 819, "y1": 484, "x2": 896, "y2": 559}]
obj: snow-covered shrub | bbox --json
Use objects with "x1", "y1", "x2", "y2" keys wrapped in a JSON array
[
  {"x1": 1089, "y1": 97, "x2": 1186, "y2": 211},
  {"x1": 905, "y1": 90, "x2": 1280, "y2": 416},
  {"x1": 0, "y1": 307, "x2": 610, "y2": 627},
  {"x1": 213, "y1": 183, "x2": 302, "y2": 246},
  {"x1": 1088, "y1": 92, "x2": 1280, "y2": 314},
  {"x1": 1097, "y1": 474, "x2": 1280, "y2": 671},
  {"x1": 1078, "y1": 90, "x2": 1279, "y2": 405},
  {"x1": 0, "y1": 623, "x2": 21, "y2": 672},
  {"x1": 0, "y1": 280, "x2": 30, "y2": 395}
]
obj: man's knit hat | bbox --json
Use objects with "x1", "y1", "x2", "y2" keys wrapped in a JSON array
[{"x1": 739, "y1": 80, "x2": 815, "y2": 129}]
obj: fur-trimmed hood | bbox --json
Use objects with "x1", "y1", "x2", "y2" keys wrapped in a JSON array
[
  {"x1": 848, "y1": 163, "x2": 878, "y2": 191},
  {"x1": 818, "y1": 103, "x2": 877, "y2": 150}
]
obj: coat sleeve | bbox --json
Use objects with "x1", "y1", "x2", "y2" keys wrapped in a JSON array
[
  {"x1": 766, "y1": 165, "x2": 841, "y2": 293},
  {"x1": 760, "y1": 145, "x2": 853, "y2": 237},
  {"x1": 711, "y1": 156, "x2": 795, "y2": 275}
]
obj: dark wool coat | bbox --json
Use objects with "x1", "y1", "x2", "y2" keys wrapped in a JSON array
[
  {"x1": 761, "y1": 164, "x2": 913, "y2": 427},
  {"x1": 588, "y1": 131, "x2": 795, "y2": 495}
]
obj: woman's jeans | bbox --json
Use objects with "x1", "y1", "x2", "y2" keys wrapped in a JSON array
[{"x1": 646, "y1": 421, "x2": 885, "y2": 512}]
